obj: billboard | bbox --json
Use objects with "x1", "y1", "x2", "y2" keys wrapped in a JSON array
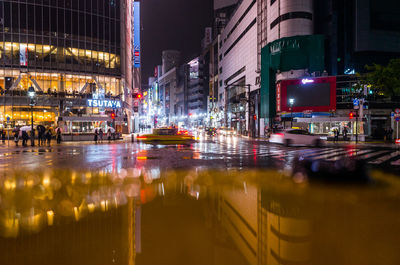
[
  {"x1": 277, "y1": 76, "x2": 336, "y2": 113},
  {"x1": 133, "y1": 1, "x2": 141, "y2": 68}
]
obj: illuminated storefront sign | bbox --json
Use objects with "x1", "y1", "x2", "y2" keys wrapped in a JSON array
[
  {"x1": 301, "y1": 78, "x2": 314, "y2": 84},
  {"x1": 133, "y1": 1, "x2": 141, "y2": 68},
  {"x1": 87, "y1": 99, "x2": 122, "y2": 108}
]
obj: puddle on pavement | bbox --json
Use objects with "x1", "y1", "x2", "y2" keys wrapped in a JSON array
[{"x1": 0, "y1": 168, "x2": 400, "y2": 265}]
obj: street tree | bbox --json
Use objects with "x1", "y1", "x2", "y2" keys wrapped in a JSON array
[{"x1": 364, "y1": 58, "x2": 400, "y2": 97}]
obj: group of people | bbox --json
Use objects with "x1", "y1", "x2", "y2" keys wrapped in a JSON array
[
  {"x1": 10, "y1": 126, "x2": 62, "y2": 147},
  {"x1": 332, "y1": 127, "x2": 349, "y2": 142},
  {"x1": 93, "y1": 128, "x2": 114, "y2": 143}
]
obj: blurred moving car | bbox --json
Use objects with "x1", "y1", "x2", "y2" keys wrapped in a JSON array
[
  {"x1": 269, "y1": 129, "x2": 325, "y2": 147},
  {"x1": 137, "y1": 128, "x2": 195, "y2": 144},
  {"x1": 218, "y1": 127, "x2": 236, "y2": 136},
  {"x1": 205, "y1": 127, "x2": 217, "y2": 136}
]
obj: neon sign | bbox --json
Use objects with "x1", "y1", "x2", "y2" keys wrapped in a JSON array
[
  {"x1": 301, "y1": 78, "x2": 314, "y2": 84},
  {"x1": 87, "y1": 99, "x2": 122, "y2": 108}
]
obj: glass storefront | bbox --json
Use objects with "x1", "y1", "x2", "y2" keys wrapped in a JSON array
[{"x1": 0, "y1": 70, "x2": 122, "y2": 96}]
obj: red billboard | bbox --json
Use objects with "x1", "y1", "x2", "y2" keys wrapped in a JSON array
[{"x1": 277, "y1": 76, "x2": 336, "y2": 113}]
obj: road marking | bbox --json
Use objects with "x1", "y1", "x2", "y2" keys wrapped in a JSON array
[
  {"x1": 302, "y1": 148, "x2": 346, "y2": 159},
  {"x1": 391, "y1": 158, "x2": 400, "y2": 166},
  {"x1": 356, "y1": 150, "x2": 390, "y2": 160},
  {"x1": 369, "y1": 151, "x2": 400, "y2": 164},
  {"x1": 326, "y1": 149, "x2": 373, "y2": 161},
  {"x1": 312, "y1": 149, "x2": 358, "y2": 160}
]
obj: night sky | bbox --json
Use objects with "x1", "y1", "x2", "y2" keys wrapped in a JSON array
[{"x1": 141, "y1": 0, "x2": 214, "y2": 81}]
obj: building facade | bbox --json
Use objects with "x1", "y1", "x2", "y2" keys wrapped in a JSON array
[
  {"x1": 0, "y1": 0, "x2": 136, "y2": 134},
  {"x1": 218, "y1": 0, "x2": 259, "y2": 136},
  {"x1": 258, "y1": 0, "x2": 400, "y2": 140}
]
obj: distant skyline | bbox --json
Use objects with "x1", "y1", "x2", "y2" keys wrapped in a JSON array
[{"x1": 141, "y1": 0, "x2": 214, "y2": 81}]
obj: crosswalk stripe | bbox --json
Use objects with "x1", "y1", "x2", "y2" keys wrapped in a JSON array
[
  {"x1": 369, "y1": 151, "x2": 400, "y2": 164},
  {"x1": 302, "y1": 148, "x2": 346, "y2": 159},
  {"x1": 356, "y1": 150, "x2": 390, "y2": 160},
  {"x1": 312, "y1": 149, "x2": 358, "y2": 160},
  {"x1": 391, "y1": 158, "x2": 400, "y2": 166},
  {"x1": 326, "y1": 149, "x2": 372, "y2": 161}
]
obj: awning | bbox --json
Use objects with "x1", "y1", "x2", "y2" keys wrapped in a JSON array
[
  {"x1": 60, "y1": 116, "x2": 124, "y2": 122},
  {"x1": 294, "y1": 117, "x2": 355, "y2": 123}
]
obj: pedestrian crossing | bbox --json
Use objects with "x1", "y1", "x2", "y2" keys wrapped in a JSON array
[{"x1": 194, "y1": 142, "x2": 400, "y2": 167}]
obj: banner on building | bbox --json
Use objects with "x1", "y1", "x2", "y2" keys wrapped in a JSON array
[{"x1": 20, "y1": 44, "x2": 28, "y2": 66}]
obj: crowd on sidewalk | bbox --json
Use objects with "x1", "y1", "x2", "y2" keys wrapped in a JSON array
[{"x1": 0, "y1": 126, "x2": 62, "y2": 147}]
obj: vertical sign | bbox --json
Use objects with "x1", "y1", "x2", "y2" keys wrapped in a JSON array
[
  {"x1": 133, "y1": 1, "x2": 141, "y2": 68},
  {"x1": 276, "y1": 82, "x2": 281, "y2": 112},
  {"x1": 20, "y1": 44, "x2": 28, "y2": 66}
]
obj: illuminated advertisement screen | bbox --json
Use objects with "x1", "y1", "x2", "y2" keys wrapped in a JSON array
[
  {"x1": 278, "y1": 77, "x2": 336, "y2": 112},
  {"x1": 287, "y1": 83, "x2": 331, "y2": 107},
  {"x1": 133, "y1": 1, "x2": 141, "y2": 68}
]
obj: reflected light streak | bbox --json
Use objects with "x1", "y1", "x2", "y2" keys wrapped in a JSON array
[{"x1": 47, "y1": 210, "x2": 54, "y2": 226}]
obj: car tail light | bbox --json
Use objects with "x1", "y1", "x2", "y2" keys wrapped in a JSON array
[
  {"x1": 275, "y1": 133, "x2": 284, "y2": 137},
  {"x1": 137, "y1": 136, "x2": 147, "y2": 139},
  {"x1": 396, "y1": 139, "x2": 400, "y2": 144}
]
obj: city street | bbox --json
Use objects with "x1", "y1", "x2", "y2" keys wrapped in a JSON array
[
  {"x1": 0, "y1": 136, "x2": 399, "y2": 171},
  {"x1": 1, "y1": 139, "x2": 400, "y2": 265}
]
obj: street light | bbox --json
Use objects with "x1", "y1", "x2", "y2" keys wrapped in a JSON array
[
  {"x1": 28, "y1": 86, "x2": 36, "y2": 146},
  {"x1": 289, "y1": 98, "x2": 295, "y2": 128}
]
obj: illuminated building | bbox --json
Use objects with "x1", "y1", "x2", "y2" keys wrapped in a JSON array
[{"x1": 0, "y1": 0, "x2": 138, "y2": 134}]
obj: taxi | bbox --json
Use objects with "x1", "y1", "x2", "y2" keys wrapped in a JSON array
[{"x1": 137, "y1": 128, "x2": 195, "y2": 144}]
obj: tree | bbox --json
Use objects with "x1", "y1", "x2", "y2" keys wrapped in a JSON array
[{"x1": 364, "y1": 58, "x2": 400, "y2": 97}]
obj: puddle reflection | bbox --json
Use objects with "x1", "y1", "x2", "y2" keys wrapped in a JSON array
[{"x1": 0, "y1": 168, "x2": 400, "y2": 265}]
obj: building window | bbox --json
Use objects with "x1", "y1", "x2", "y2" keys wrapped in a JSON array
[
  {"x1": 219, "y1": 54, "x2": 222, "y2": 61},
  {"x1": 219, "y1": 80, "x2": 223, "y2": 87},
  {"x1": 270, "y1": 12, "x2": 313, "y2": 30},
  {"x1": 219, "y1": 67, "x2": 223, "y2": 74},
  {"x1": 271, "y1": 0, "x2": 277, "y2": 5}
]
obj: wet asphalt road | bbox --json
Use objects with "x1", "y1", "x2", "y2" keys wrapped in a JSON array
[{"x1": 0, "y1": 136, "x2": 399, "y2": 173}]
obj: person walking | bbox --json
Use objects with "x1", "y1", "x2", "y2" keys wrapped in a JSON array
[
  {"x1": 22, "y1": 131, "x2": 29, "y2": 147},
  {"x1": 56, "y1": 127, "x2": 62, "y2": 144},
  {"x1": 107, "y1": 129, "x2": 112, "y2": 142},
  {"x1": 14, "y1": 128, "x2": 20, "y2": 146},
  {"x1": 46, "y1": 129, "x2": 52, "y2": 146},
  {"x1": 94, "y1": 129, "x2": 98, "y2": 143},
  {"x1": 1, "y1": 129, "x2": 6, "y2": 144},
  {"x1": 343, "y1": 127, "x2": 348, "y2": 141},
  {"x1": 99, "y1": 128, "x2": 103, "y2": 143},
  {"x1": 334, "y1": 128, "x2": 339, "y2": 143}
]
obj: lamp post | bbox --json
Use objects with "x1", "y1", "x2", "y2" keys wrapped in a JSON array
[
  {"x1": 289, "y1": 98, "x2": 294, "y2": 128},
  {"x1": 28, "y1": 86, "x2": 36, "y2": 146}
]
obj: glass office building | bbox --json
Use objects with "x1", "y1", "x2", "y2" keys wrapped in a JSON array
[{"x1": 0, "y1": 0, "x2": 133, "y2": 133}]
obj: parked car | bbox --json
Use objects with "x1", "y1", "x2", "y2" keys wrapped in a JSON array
[{"x1": 269, "y1": 129, "x2": 325, "y2": 147}]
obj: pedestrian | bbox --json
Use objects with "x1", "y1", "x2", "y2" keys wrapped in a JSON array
[
  {"x1": 30, "y1": 129, "x2": 35, "y2": 146},
  {"x1": 388, "y1": 127, "x2": 394, "y2": 142},
  {"x1": 14, "y1": 128, "x2": 20, "y2": 146},
  {"x1": 99, "y1": 128, "x2": 103, "y2": 143},
  {"x1": 94, "y1": 129, "x2": 98, "y2": 143},
  {"x1": 1, "y1": 129, "x2": 5, "y2": 144},
  {"x1": 334, "y1": 128, "x2": 339, "y2": 143},
  {"x1": 343, "y1": 127, "x2": 348, "y2": 141},
  {"x1": 46, "y1": 129, "x2": 52, "y2": 146},
  {"x1": 107, "y1": 129, "x2": 112, "y2": 142},
  {"x1": 22, "y1": 131, "x2": 29, "y2": 147},
  {"x1": 56, "y1": 127, "x2": 62, "y2": 144}
]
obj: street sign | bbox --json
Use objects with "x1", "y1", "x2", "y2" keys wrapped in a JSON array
[
  {"x1": 6, "y1": 116, "x2": 10, "y2": 122},
  {"x1": 353, "y1": 98, "x2": 359, "y2": 106}
]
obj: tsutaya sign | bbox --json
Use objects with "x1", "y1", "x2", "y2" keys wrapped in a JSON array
[{"x1": 87, "y1": 99, "x2": 122, "y2": 108}]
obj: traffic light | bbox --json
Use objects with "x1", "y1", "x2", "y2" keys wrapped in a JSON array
[
  {"x1": 111, "y1": 112, "x2": 116, "y2": 120},
  {"x1": 253, "y1": 114, "x2": 257, "y2": 120},
  {"x1": 349, "y1": 112, "x2": 354, "y2": 120},
  {"x1": 133, "y1": 93, "x2": 142, "y2": 99}
]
